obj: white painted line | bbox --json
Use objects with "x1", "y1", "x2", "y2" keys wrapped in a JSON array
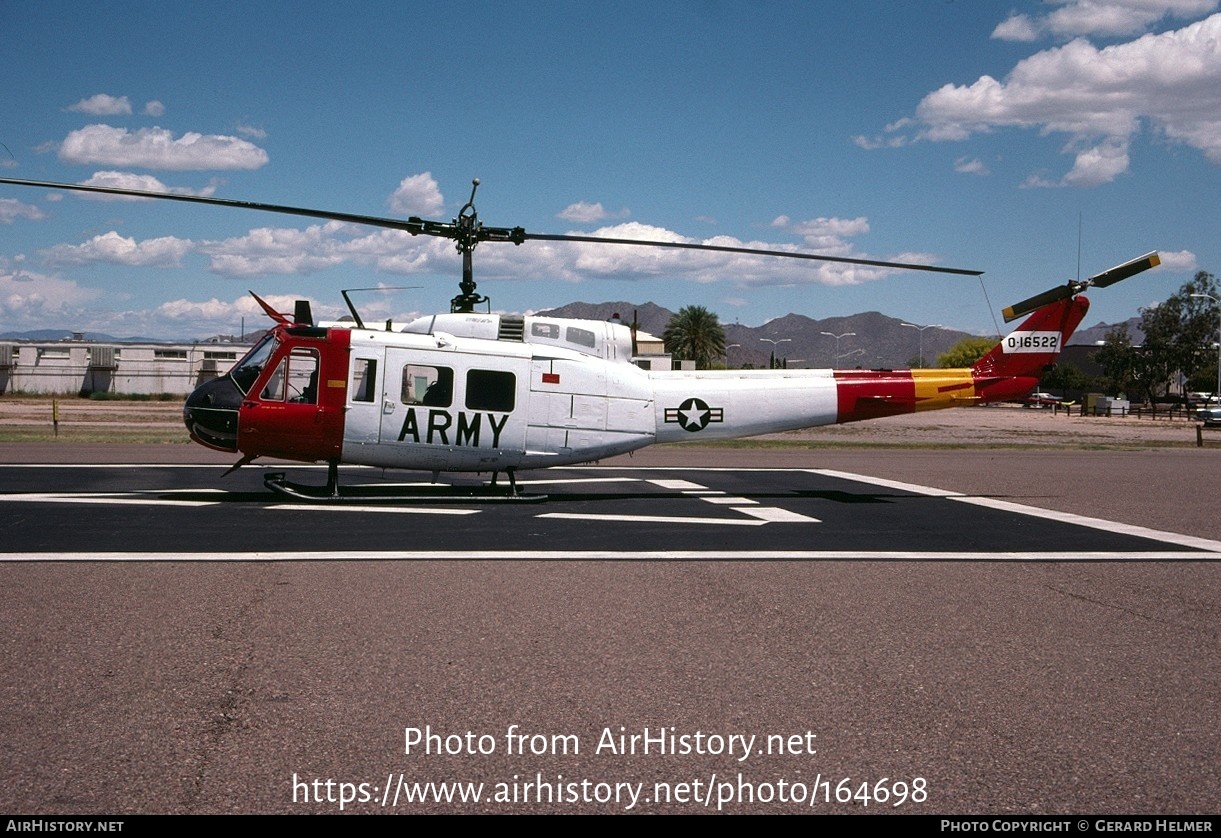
[
  {"x1": 0, "y1": 551, "x2": 1214, "y2": 563},
  {"x1": 0, "y1": 493, "x2": 218, "y2": 508},
  {"x1": 0, "y1": 491, "x2": 476, "y2": 515},
  {"x1": 734, "y1": 507, "x2": 821, "y2": 523},
  {"x1": 951, "y1": 496, "x2": 1221, "y2": 553},
  {"x1": 267, "y1": 504, "x2": 478, "y2": 516},
  {"x1": 808, "y1": 467, "x2": 1221, "y2": 554},
  {"x1": 647, "y1": 479, "x2": 710, "y2": 491},
  {"x1": 806, "y1": 469, "x2": 964, "y2": 497},
  {"x1": 701, "y1": 496, "x2": 757, "y2": 505},
  {"x1": 536, "y1": 512, "x2": 766, "y2": 527}
]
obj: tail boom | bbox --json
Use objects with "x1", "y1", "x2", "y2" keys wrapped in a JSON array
[
  {"x1": 650, "y1": 295, "x2": 1090, "y2": 441},
  {"x1": 834, "y1": 296, "x2": 1088, "y2": 423}
]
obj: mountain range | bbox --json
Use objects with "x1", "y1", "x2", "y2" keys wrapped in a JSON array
[
  {"x1": 4, "y1": 304, "x2": 1141, "y2": 370},
  {"x1": 540, "y1": 301, "x2": 977, "y2": 369}
]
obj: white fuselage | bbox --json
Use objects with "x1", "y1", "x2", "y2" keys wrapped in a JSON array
[{"x1": 334, "y1": 311, "x2": 841, "y2": 472}]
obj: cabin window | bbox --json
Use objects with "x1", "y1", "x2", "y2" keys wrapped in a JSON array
[
  {"x1": 401, "y1": 365, "x2": 453, "y2": 407},
  {"x1": 261, "y1": 347, "x2": 319, "y2": 403},
  {"x1": 531, "y1": 322, "x2": 560, "y2": 339},
  {"x1": 466, "y1": 370, "x2": 516, "y2": 413},
  {"x1": 351, "y1": 358, "x2": 377, "y2": 403},
  {"x1": 566, "y1": 326, "x2": 596, "y2": 348}
]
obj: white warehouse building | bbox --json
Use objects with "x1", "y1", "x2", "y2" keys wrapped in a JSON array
[{"x1": 0, "y1": 338, "x2": 249, "y2": 396}]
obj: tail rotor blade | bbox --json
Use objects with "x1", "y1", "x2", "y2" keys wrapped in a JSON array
[
  {"x1": 1002, "y1": 285, "x2": 1075, "y2": 323},
  {"x1": 1088, "y1": 251, "x2": 1160, "y2": 288},
  {"x1": 1002, "y1": 251, "x2": 1160, "y2": 322}
]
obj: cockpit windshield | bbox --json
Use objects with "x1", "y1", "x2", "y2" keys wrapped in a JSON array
[{"x1": 230, "y1": 333, "x2": 278, "y2": 394}]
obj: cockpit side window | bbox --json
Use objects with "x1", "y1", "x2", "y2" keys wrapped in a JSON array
[{"x1": 260, "y1": 347, "x2": 319, "y2": 403}]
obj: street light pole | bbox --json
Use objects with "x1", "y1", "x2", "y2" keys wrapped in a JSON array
[
  {"x1": 759, "y1": 337, "x2": 791, "y2": 369},
  {"x1": 1190, "y1": 293, "x2": 1221, "y2": 397},
  {"x1": 724, "y1": 343, "x2": 740, "y2": 369},
  {"x1": 901, "y1": 322, "x2": 941, "y2": 368},
  {"x1": 820, "y1": 331, "x2": 855, "y2": 366}
]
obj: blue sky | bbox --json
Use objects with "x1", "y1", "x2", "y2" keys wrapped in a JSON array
[{"x1": 1, "y1": 0, "x2": 1218, "y2": 339}]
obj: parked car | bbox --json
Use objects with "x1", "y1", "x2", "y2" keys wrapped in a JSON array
[
  {"x1": 1198, "y1": 406, "x2": 1221, "y2": 427},
  {"x1": 1022, "y1": 391, "x2": 1061, "y2": 408}
]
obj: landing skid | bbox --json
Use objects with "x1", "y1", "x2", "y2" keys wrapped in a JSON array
[{"x1": 262, "y1": 467, "x2": 547, "y2": 504}]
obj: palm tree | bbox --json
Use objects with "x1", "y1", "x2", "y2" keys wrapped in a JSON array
[{"x1": 663, "y1": 305, "x2": 726, "y2": 370}]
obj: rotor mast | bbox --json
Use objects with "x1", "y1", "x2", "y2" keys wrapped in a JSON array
[
  {"x1": 446, "y1": 178, "x2": 529, "y2": 313},
  {"x1": 453, "y1": 179, "x2": 487, "y2": 313}
]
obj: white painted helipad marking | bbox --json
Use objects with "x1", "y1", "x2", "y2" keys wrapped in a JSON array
[
  {"x1": 735, "y1": 507, "x2": 821, "y2": 523},
  {"x1": 647, "y1": 479, "x2": 710, "y2": 491}
]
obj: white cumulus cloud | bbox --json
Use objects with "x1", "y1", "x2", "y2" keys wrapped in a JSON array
[
  {"x1": 66, "y1": 94, "x2": 132, "y2": 115},
  {"x1": 0, "y1": 267, "x2": 104, "y2": 325},
  {"x1": 993, "y1": 0, "x2": 1219, "y2": 41},
  {"x1": 73, "y1": 171, "x2": 219, "y2": 200},
  {"x1": 903, "y1": 12, "x2": 1221, "y2": 185},
  {"x1": 387, "y1": 173, "x2": 445, "y2": 217},
  {"x1": 41, "y1": 232, "x2": 195, "y2": 268},
  {"x1": 556, "y1": 201, "x2": 630, "y2": 223},
  {"x1": 777, "y1": 216, "x2": 870, "y2": 253},
  {"x1": 955, "y1": 156, "x2": 991, "y2": 175},
  {"x1": 0, "y1": 198, "x2": 47, "y2": 223},
  {"x1": 58, "y1": 124, "x2": 270, "y2": 171},
  {"x1": 1153, "y1": 249, "x2": 1198, "y2": 271}
]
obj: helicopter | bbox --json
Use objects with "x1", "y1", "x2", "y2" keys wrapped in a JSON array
[{"x1": 0, "y1": 176, "x2": 1159, "y2": 499}]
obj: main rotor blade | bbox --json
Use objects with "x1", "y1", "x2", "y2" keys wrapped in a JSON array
[
  {"x1": 0, "y1": 176, "x2": 429, "y2": 233},
  {"x1": 523, "y1": 232, "x2": 983, "y2": 276},
  {"x1": 0, "y1": 176, "x2": 983, "y2": 275}
]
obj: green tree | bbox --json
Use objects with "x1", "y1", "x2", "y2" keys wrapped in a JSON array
[
  {"x1": 662, "y1": 305, "x2": 726, "y2": 370},
  {"x1": 1093, "y1": 325, "x2": 1141, "y2": 398},
  {"x1": 1097, "y1": 271, "x2": 1219, "y2": 402},
  {"x1": 1139, "y1": 271, "x2": 1218, "y2": 397},
  {"x1": 1041, "y1": 361, "x2": 1092, "y2": 395},
  {"x1": 936, "y1": 336, "x2": 996, "y2": 368}
]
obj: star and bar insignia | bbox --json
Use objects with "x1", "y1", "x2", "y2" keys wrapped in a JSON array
[{"x1": 664, "y1": 397, "x2": 724, "y2": 432}]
